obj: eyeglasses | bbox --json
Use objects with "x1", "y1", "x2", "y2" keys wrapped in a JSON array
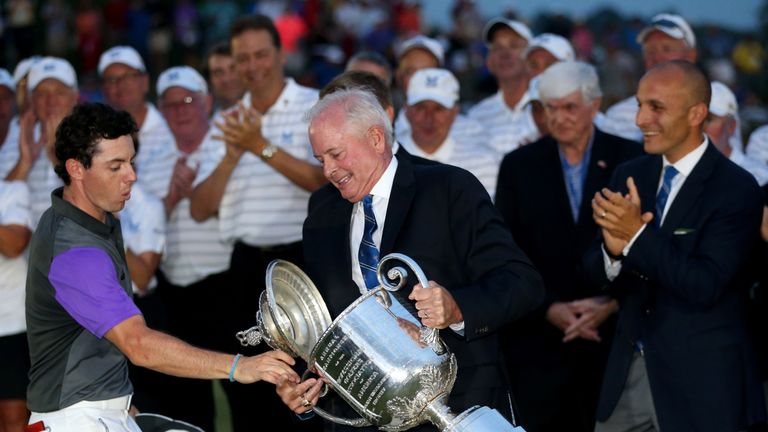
[
  {"x1": 102, "y1": 72, "x2": 143, "y2": 87},
  {"x1": 160, "y1": 96, "x2": 195, "y2": 111}
]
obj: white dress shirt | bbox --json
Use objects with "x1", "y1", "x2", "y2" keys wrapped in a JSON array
[
  {"x1": 350, "y1": 157, "x2": 397, "y2": 294},
  {"x1": 604, "y1": 138, "x2": 708, "y2": 279}
]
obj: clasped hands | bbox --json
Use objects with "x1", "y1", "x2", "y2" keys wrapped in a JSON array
[
  {"x1": 546, "y1": 297, "x2": 619, "y2": 343},
  {"x1": 592, "y1": 176, "x2": 654, "y2": 256}
]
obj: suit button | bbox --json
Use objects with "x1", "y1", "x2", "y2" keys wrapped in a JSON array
[{"x1": 644, "y1": 308, "x2": 652, "y2": 315}]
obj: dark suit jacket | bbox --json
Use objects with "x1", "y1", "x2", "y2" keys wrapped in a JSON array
[
  {"x1": 494, "y1": 129, "x2": 642, "y2": 429},
  {"x1": 585, "y1": 142, "x2": 767, "y2": 431},
  {"x1": 303, "y1": 154, "x2": 544, "y2": 427}
]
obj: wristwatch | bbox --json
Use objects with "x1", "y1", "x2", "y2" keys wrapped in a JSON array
[{"x1": 261, "y1": 144, "x2": 279, "y2": 160}]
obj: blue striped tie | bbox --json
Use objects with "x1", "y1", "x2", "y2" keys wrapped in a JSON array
[
  {"x1": 359, "y1": 195, "x2": 380, "y2": 289},
  {"x1": 655, "y1": 165, "x2": 679, "y2": 227}
]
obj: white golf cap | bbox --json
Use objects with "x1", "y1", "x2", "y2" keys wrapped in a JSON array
[
  {"x1": 407, "y1": 68, "x2": 459, "y2": 108},
  {"x1": 709, "y1": 81, "x2": 738, "y2": 118},
  {"x1": 397, "y1": 35, "x2": 444, "y2": 65},
  {"x1": 524, "y1": 33, "x2": 575, "y2": 61},
  {"x1": 0, "y1": 69, "x2": 15, "y2": 91},
  {"x1": 157, "y1": 66, "x2": 208, "y2": 96},
  {"x1": 98, "y1": 46, "x2": 146, "y2": 75},
  {"x1": 12, "y1": 56, "x2": 42, "y2": 84},
  {"x1": 637, "y1": 14, "x2": 696, "y2": 48},
  {"x1": 482, "y1": 18, "x2": 533, "y2": 44},
  {"x1": 27, "y1": 57, "x2": 78, "y2": 91}
]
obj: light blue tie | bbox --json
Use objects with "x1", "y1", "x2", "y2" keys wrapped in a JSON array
[
  {"x1": 359, "y1": 195, "x2": 380, "y2": 289},
  {"x1": 655, "y1": 165, "x2": 679, "y2": 227}
]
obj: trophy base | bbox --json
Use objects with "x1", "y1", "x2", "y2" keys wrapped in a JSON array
[{"x1": 445, "y1": 406, "x2": 526, "y2": 432}]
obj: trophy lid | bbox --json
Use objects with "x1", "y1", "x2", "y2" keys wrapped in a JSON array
[{"x1": 264, "y1": 260, "x2": 333, "y2": 361}]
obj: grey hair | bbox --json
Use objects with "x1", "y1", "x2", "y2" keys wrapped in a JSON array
[
  {"x1": 306, "y1": 88, "x2": 393, "y2": 148},
  {"x1": 538, "y1": 61, "x2": 602, "y2": 102}
]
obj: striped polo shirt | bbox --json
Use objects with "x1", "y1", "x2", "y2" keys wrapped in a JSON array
[
  {"x1": 138, "y1": 128, "x2": 233, "y2": 286},
  {"x1": 196, "y1": 78, "x2": 319, "y2": 247},
  {"x1": 134, "y1": 103, "x2": 175, "y2": 178},
  {"x1": 399, "y1": 116, "x2": 501, "y2": 198},
  {"x1": 467, "y1": 90, "x2": 541, "y2": 155}
]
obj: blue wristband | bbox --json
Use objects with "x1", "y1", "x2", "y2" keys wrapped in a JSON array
[{"x1": 229, "y1": 354, "x2": 243, "y2": 382}]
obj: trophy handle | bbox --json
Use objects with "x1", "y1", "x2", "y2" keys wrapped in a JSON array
[
  {"x1": 376, "y1": 253, "x2": 446, "y2": 355},
  {"x1": 235, "y1": 310, "x2": 265, "y2": 347},
  {"x1": 300, "y1": 369, "x2": 372, "y2": 428}
]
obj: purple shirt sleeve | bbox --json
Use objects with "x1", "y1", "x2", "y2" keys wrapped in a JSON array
[{"x1": 49, "y1": 247, "x2": 141, "y2": 338}]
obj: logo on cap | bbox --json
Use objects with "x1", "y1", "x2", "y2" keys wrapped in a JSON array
[{"x1": 425, "y1": 76, "x2": 438, "y2": 87}]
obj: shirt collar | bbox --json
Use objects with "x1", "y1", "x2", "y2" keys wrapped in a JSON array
[
  {"x1": 141, "y1": 103, "x2": 163, "y2": 133},
  {"x1": 242, "y1": 78, "x2": 299, "y2": 114},
  {"x1": 400, "y1": 133, "x2": 454, "y2": 162},
  {"x1": 51, "y1": 187, "x2": 117, "y2": 237},
  {"x1": 662, "y1": 135, "x2": 708, "y2": 178},
  {"x1": 496, "y1": 89, "x2": 531, "y2": 114},
  {"x1": 368, "y1": 155, "x2": 398, "y2": 201}
]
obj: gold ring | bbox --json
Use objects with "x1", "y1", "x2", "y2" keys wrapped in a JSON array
[
  {"x1": 601, "y1": 211, "x2": 607, "y2": 218},
  {"x1": 300, "y1": 397, "x2": 312, "y2": 408}
]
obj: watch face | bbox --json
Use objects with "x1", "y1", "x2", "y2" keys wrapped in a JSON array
[{"x1": 262, "y1": 145, "x2": 277, "y2": 159}]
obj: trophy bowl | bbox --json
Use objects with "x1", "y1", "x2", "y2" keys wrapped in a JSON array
[{"x1": 236, "y1": 260, "x2": 332, "y2": 361}]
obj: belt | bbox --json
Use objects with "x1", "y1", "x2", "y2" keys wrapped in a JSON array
[{"x1": 68, "y1": 394, "x2": 132, "y2": 411}]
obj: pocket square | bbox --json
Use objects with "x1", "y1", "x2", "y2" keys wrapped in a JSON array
[{"x1": 673, "y1": 228, "x2": 695, "y2": 235}]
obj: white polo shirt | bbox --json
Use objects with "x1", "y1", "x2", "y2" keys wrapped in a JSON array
[
  {"x1": 0, "y1": 180, "x2": 32, "y2": 336},
  {"x1": 730, "y1": 147, "x2": 768, "y2": 186},
  {"x1": 120, "y1": 183, "x2": 165, "y2": 292},
  {"x1": 467, "y1": 90, "x2": 540, "y2": 154},
  {"x1": 139, "y1": 128, "x2": 234, "y2": 287},
  {"x1": 26, "y1": 151, "x2": 62, "y2": 230},
  {"x1": 747, "y1": 125, "x2": 768, "y2": 165},
  {"x1": 603, "y1": 96, "x2": 644, "y2": 142},
  {"x1": 196, "y1": 78, "x2": 319, "y2": 247},
  {"x1": 400, "y1": 118, "x2": 501, "y2": 198},
  {"x1": 134, "y1": 103, "x2": 175, "y2": 177},
  {"x1": 0, "y1": 118, "x2": 20, "y2": 178}
]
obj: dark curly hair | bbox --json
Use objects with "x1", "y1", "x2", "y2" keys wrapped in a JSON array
[{"x1": 54, "y1": 102, "x2": 138, "y2": 185}]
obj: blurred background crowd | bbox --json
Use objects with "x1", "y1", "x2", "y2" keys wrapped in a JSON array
[{"x1": 1, "y1": 0, "x2": 768, "y2": 136}]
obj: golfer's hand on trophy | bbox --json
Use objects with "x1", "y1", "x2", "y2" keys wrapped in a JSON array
[
  {"x1": 409, "y1": 280, "x2": 463, "y2": 329},
  {"x1": 276, "y1": 372, "x2": 324, "y2": 414},
  {"x1": 233, "y1": 350, "x2": 298, "y2": 385}
]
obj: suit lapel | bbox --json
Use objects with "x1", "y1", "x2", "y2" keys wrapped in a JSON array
[
  {"x1": 323, "y1": 193, "x2": 354, "y2": 278},
  {"x1": 381, "y1": 156, "x2": 416, "y2": 255},
  {"x1": 661, "y1": 144, "x2": 717, "y2": 232},
  {"x1": 540, "y1": 138, "x2": 576, "y2": 226},
  {"x1": 578, "y1": 131, "x2": 613, "y2": 226}
]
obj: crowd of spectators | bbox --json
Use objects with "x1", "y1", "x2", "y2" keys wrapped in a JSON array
[{"x1": 1, "y1": 0, "x2": 767, "y2": 135}]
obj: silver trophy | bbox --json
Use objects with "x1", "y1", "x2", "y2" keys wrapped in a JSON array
[{"x1": 237, "y1": 253, "x2": 523, "y2": 432}]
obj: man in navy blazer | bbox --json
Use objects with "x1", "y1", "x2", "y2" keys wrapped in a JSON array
[
  {"x1": 275, "y1": 89, "x2": 544, "y2": 431},
  {"x1": 589, "y1": 60, "x2": 766, "y2": 431}
]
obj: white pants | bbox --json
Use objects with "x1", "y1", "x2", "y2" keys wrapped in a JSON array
[{"x1": 29, "y1": 395, "x2": 141, "y2": 432}]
